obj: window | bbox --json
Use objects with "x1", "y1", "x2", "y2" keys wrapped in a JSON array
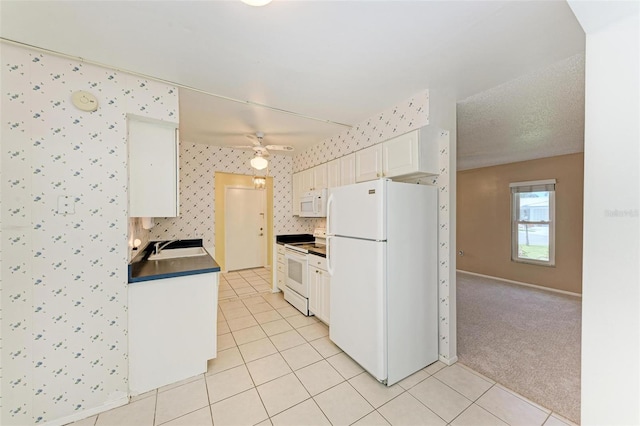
[{"x1": 510, "y1": 179, "x2": 556, "y2": 266}]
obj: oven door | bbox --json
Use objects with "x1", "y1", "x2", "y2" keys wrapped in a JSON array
[{"x1": 285, "y1": 249, "x2": 309, "y2": 297}]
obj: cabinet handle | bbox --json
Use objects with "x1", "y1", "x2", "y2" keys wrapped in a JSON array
[{"x1": 376, "y1": 173, "x2": 380, "y2": 178}]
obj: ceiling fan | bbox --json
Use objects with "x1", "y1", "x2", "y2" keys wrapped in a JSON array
[{"x1": 234, "y1": 132, "x2": 294, "y2": 170}]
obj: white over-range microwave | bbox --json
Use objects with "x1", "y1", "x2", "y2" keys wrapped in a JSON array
[{"x1": 299, "y1": 189, "x2": 327, "y2": 217}]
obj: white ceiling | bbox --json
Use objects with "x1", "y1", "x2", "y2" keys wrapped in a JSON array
[
  {"x1": 0, "y1": 0, "x2": 586, "y2": 166},
  {"x1": 457, "y1": 53, "x2": 585, "y2": 170}
]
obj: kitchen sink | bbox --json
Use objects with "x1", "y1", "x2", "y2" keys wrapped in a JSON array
[{"x1": 148, "y1": 246, "x2": 208, "y2": 261}]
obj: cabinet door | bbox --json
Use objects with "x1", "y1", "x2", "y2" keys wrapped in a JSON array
[
  {"x1": 319, "y1": 269, "x2": 331, "y2": 324},
  {"x1": 340, "y1": 153, "x2": 356, "y2": 186},
  {"x1": 355, "y1": 145, "x2": 383, "y2": 182},
  {"x1": 383, "y1": 131, "x2": 419, "y2": 178},
  {"x1": 274, "y1": 243, "x2": 287, "y2": 291},
  {"x1": 327, "y1": 158, "x2": 341, "y2": 189},
  {"x1": 301, "y1": 168, "x2": 314, "y2": 192},
  {"x1": 313, "y1": 164, "x2": 328, "y2": 190},
  {"x1": 308, "y1": 266, "x2": 320, "y2": 316},
  {"x1": 129, "y1": 116, "x2": 179, "y2": 217},
  {"x1": 292, "y1": 172, "x2": 301, "y2": 216}
]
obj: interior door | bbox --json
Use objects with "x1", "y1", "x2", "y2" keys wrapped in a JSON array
[{"x1": 225, "y1": 187, "x2": 266, "y2": 271}]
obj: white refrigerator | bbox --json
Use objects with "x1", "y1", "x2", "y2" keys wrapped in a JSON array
[{"x1": 326, "y1": 179, "x2": 438, "y2": 386}]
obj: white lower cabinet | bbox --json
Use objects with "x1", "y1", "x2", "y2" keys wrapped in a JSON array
[
  {"x1": 128, "y1": 272, "x2": 218, "y2": 395},
  {"x1": 308, "y1": 254, "x2": 330, "y2": 324},
  {"x1": 274, "y1": 243, "x2": 287, "y2": 292}
]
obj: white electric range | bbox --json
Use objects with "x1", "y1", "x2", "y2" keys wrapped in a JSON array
[{"x1": 283, "y1": 228, "x2": 326, "y2": 315}]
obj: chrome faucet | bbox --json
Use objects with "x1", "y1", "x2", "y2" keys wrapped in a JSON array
[{"x1": 154, "y1": 239, "x2": 179, "y2": 255}]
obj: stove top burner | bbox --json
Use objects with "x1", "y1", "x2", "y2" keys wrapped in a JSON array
[{"x1": 285, "y1": 242, "x2": 327, "y2": 256}]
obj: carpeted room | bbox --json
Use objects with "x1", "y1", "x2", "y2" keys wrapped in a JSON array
[{"x1": 455, "y1": 153, "x2": 584, "y2": 423}]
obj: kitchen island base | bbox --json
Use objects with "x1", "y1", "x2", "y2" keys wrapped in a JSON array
[{"x1": 128, "y1": 271, "x2": 218, "y2": 395}]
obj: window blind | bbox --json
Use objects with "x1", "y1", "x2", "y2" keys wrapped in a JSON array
[{"x1": 509, "y1": 179, "x2": 556, "y2": 193}]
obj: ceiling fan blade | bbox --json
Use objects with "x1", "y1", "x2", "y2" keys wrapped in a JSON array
[
  {"x1": 245, "y1": 134, "x2": 262, "y2": 146},
  {"x1": 265, "y1": 145, "x2": 294, "y2": 152},
  {"x1": 232, "y1": 145, "x2": 256, "y2": 150}
]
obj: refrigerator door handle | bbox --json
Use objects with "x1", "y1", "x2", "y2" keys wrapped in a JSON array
[
  {"x1": 326, "y1": 236, "x2": 334, "y2": 276},
  {"x1": 326, "y1": 193, "x2": 334, "y2": 235}
]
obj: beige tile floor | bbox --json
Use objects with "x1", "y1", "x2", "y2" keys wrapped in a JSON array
[
  {"x1": 73, "y1": 268, "x2": 578, "y2": 426},
  {"x1": 218, "y1": 268, "x2": 274, "y2": 300}
]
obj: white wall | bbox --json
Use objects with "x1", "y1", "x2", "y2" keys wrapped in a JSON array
[
  {"x1": 568, "y1": 2, "x2": 640, "y2": 424},
  {"x1": 0, "y1": 42, "x2": 179, "y2": 426}
]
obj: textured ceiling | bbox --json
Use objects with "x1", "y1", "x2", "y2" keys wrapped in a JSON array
[
  {"x1": 457, "y1": 54, "x2": 585, "y2": 170},
  {"x1": 0, "y1": 1, "x2": 586, "y2": 162}
]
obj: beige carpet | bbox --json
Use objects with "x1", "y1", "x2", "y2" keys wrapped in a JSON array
[{"x1": 456, "y1": 272, "x2": 581, "y2": 423}]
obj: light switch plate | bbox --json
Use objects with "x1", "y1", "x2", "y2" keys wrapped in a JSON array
[{"x1": 57, "y1": 195, "x2": 75, "y2": 215}]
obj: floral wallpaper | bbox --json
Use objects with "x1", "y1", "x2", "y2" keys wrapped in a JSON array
[
  {"x1": 417, "y1": 132, "x2": 454, "y2": 361},
  {"x1": 293, "y1": 90, "x2": 456, "y2": 362},
  {"x1": 151, "y1": 143, "x2": 324, "y2": 252},
  {"x1": 294, "y1": 90, "x2": 430, "y2": 172},
  {"x1": 1, "y1": 43, "x2": 178, "y2": 425}
]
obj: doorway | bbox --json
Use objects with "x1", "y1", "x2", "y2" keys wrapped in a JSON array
[
  {"x1": 225, "y1": 187, "x2": 266, "y2": 271},
  {"x1": 213, "y1": 172, "x2": 274, "y2": 272}
]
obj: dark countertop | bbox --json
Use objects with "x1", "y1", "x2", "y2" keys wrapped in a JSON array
[
  {"x1": 276, "y1": 234, "x2": 314, "y2": 245},
  {"x1": 276, "y1": 234, "x2": 326, "y2": 257},
  {"x1": 128, "y1": 239, "x2": 220, "y2": 283}
]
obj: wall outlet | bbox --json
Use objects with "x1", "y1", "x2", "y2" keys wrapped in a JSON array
[{"x1": 57, "y1": 195, "x2": 75, "y2": 215}]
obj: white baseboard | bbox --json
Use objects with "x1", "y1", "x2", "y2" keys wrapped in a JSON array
[
  {"x1": 457, "y1": 270, "x2": 582, "y2": 298},
  {"x1": 439, "y1": 355, "x2": 458, "y2": 365},
  {"x1": 44, "y1": 395, "x2": 129, "y2": 426}
]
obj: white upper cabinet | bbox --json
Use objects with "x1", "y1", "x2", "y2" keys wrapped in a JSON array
[
  {"x1": 340, "y1": 153, "x2": 356, "y2": 186},
  {"x1": 312, "y1": 163, "x2": 328, "y2": 190},
  {"x1": 299, "y1": 163, "x2": 328, "y2": 192},
  {"x1": 327, "y1": 158, "x2": 341, "y2": 189},
  {"x1": 128, "y1": 115, "x2": 179, "y2": 217},
  {"x1": 355, "y1": 144, "x2": 383, "y2": 182},
  {"x1": 355, "y1": 128, "x2": 440, "y2": 183},
  {"x1": 327, "y1": 154, "x2": 356, "y2": 188},
  {"x1": 383, "y1": 131, "x2": 420, "y2": 178},
  {"x1": 301, "y1": 168, "x2": 314, "y2": 192}
]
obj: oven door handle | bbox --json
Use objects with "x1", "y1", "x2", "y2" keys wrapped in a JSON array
[{"x1": 285, "y1": 251, "x2": 308, "y2": 262}]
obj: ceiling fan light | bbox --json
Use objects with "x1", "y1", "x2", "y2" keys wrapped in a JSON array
[
  {"x1": 241, "y1": 0, "x2": 272, "y2": 6},
  {"x1": 250, "y1": 156, "x2": 269, "y2": 170}
]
